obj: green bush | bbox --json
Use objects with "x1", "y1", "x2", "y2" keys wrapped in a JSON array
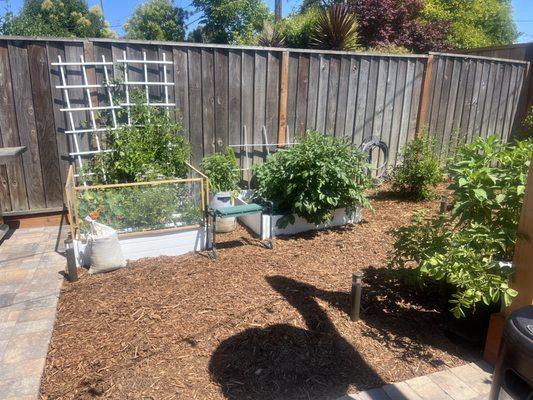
[
  {"x1": 391, "y1": 133, "x2": 443, "y2": 200},
  {"x1": 200, "y1": 148, "x2": 240, "y2": 193},
  {"x1": 254, "y1": 130, "x2": 372, "y2": 227},
  {"x1": 390, "y1": 135, "x2": 533, "y2": 317},
  {"x1": 88, "y1": 102, "x2": 191, "y2": 184}
]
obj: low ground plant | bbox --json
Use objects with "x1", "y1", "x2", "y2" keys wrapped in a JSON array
[
  {"x1": 254, "y1": 130, "x2": 372, "y2": 227},
  {"x1": 390, "y1": 135, "x2": 533, "y2": 317},
  {"x1": 391, "y1": 133, "x2": 443, "y2": 200},
  {"x1": 200, "y1": 148, "x2": 240, "y2": 193}
]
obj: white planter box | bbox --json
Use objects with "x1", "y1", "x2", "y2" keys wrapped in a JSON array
[
  {"x1": 235, "y1": 197, "x2": 362, "y2": 240},
  {"x1": 73, "y1": 226, "x2": 206, "y2": 266}
]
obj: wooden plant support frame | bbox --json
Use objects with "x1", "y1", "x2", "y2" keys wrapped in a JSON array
[{"x1": 65, "y1": 163, "x2": 209, "y2": 241}]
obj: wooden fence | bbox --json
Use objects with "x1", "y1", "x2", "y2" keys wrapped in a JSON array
[
  {"x1": 0, "y1": 37, "x2": 529, "y2": 215},
  {"x1": 456, "y1": 42, "x2": 533, "y2": 125}
]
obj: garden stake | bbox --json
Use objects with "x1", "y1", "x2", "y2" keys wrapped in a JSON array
[
  {"x1": 64, "y1": 238, "x2": 78, "y2": 282},
  {"x1": 350, "y1": 271, "x2": 363, "y2": 321},
  {"x1": 440, "y1": 196, "x2": 448, "y2": 213}
]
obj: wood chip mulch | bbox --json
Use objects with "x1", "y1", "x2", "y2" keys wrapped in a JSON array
[{"x1": 40, "y1": 186, "x2": 480, "y2": 400}]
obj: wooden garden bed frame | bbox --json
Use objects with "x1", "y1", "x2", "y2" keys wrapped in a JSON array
[{"x1": 65, "y1": 163, "x2": 209, "y2": 240}]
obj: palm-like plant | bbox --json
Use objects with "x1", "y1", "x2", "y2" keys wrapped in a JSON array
[
  {"x1": 258, "y1": 21, "x2": 286, "y2": 47},
  {"x1": 311, "y1": 3, "x2": 359, "y2": 51}
]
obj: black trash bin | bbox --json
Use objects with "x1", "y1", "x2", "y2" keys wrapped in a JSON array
[{"x1": 489, "y1": 306, "x2": 533, "y2": 400}]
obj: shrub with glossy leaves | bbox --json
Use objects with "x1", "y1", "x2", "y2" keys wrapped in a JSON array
[
  {"x1": 255, "y1": 131, "x2": 372, "y2": 226},
  {"x1": 391, "y1": 133, "x2": 443, "y2": 200}
]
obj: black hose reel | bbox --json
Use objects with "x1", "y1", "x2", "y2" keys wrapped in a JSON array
[{"x1": 360, "y1": 136, "x2": 389, "y2": 178}]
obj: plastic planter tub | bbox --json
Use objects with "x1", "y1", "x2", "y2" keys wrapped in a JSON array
[
  {"x1": 235, "y1": 195, "x2": 362, "y2": 239},
  {"x1": 211, "y1": 191, "x2": 236, "y2": 233}
]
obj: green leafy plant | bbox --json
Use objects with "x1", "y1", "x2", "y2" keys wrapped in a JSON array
[
  {"x1": 87, "y1": 102, "x2": 191, "y2": 184},
  {"x1": 448, "y1": 135, "x2": 533, "y2": 257},
  {"x1": 257, "y1": 21, "x2": 286, "y2": 47},
  {"x1": 310, "y1": 3, "x2": 359, "y2": 51},
  {"x1": 391, "y1": 133, "x2": 443, "y2": 200},
  {"x1": 200, "y1": 148, "x2": 240, "y2": 193},
  {"x1": 390, "y1": 136, "x2": 533, "y2": 317},
  {"x1": 77, "y1": 183, "x2": 203, "y2": 233},
  {"x1": 255, "y1": 130, "x2": 372, "y2": 227}
]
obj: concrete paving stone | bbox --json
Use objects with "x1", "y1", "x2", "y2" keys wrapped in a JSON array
[
  {"x1": 0, "y1": 293, "x2": 16, "y2": 308},
  {"x1": 0, "y1": 357, "x2": 45, "y2": 381},
  {"x1": 450, "y1": 363, "x2": 492, "y2": 395},
  {"x1": 2, "y1": 331, "x2": 51, "y2": 364},
  {"x1": 429, "y1": 369, "x2": 479, "y2": 400},
  {"x1": 383, "y1": 382, "x2": 424, "y2": 400},
  {"x1": 356, "y1": 388, "x2": 392, "y2": 400},
  {"x1": 14, "y1": 319, "x2": 55, "y2": 335},
  {"x1": 0, "y1": 376, "x2": 40, "y2": 399},
  {"x1": 405, "y1": 375, "x2": 453, "y2": 400},
  {"x1": 16, "y1": 308, "x2": 56, "y2": 323}
]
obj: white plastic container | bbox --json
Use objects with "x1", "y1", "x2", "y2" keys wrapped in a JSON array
[{"x1": 211, "y1": 191, "x2": 236, "y2": 232}]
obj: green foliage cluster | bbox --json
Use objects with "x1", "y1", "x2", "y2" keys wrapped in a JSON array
[
  {"x1": 88, "y1": 103, "x2": 191, "y2": 184},
  {"x1": 200, "y1": 148, "x2": 240, "y2": 193},
  {"x1": 390, "y1": 136, "x2": 533, "y2": 318},
  {"x1": 125, "y1": 0, "x2": 187, "y2": 42},
  {"x1": 77, "y1": 184, "x2": 202, "y2": 233},
  {"x1": 422, "y1": 0, "x2": 518, "y2": 49},
  {"x1": 1, "y1": 0, "x2": 115, "y2": 38},
  {"x1": 192, "y1": 0, "x2": 270, "y2": 44},
  {"x1": 255, "y1": 130, "x2": 372, "y2": 226},
  {"x1": 391, "y1": 133, "x2": 443, "y2": 200},
  {"x1": 278, "y1": 8, "x2": 320, "y2": 48},
  {"x1": 519, "y1": 106, "x2": 533, "y2": 139}
]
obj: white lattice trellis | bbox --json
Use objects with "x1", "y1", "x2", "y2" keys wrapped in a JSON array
[{"x1": 52, "y1": 51, "x2": 175, "y2": 180}]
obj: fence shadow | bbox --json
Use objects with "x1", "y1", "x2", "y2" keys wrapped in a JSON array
[{"x1": 208, "y1": 275, "x2": 384, "y2": 400}]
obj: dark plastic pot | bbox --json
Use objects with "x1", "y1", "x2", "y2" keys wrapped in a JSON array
[{"x1": 438, "y1": 283, "x2": 500, "y2": 348}]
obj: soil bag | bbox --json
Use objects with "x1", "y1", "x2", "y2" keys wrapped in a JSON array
[{"x1": 86, "y1": 217, "x2": 127, "y2": 274}]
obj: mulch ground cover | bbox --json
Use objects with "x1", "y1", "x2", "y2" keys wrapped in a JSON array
[{"x1": 40, "y1": 186, "x2": 480, "y2": 400}]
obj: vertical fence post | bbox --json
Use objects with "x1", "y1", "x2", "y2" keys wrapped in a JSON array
[
  {"x1": 278, "y1": 50, "x2": 289, "y2": 145},
  {"x1": 416, "y1": 54, "x2": 434, "y2": 138}
]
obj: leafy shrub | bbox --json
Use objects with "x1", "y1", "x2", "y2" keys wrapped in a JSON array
[
  {"x1": 77, "y1": 183, "x2": 203, "y2": 233},
  {"x1": 348, "y1": 0, "x2": 451, "y2": 52},
  {"x1": 519, "y1": 106, "x2": 533, "y2": 139},
  {"x1": 88, "y1": 103, "x2": 191, "y2": 183},
  {"x1": 257, "y1": 21, "x2": 285, "y2": 47},
  {"x1": 449, "y1": 135, "x2": 533, "y2": 257},
  {"x1": 390, "y1": 136, "x2": 533, "y2": 317},
  {"x1": 310, "y1": 3, "x2": 359, "y2": 51},
  {"x1": 200, "y1": 148, "x2": 240, "y2": 193},
  {"x1": 255, "y1": 130, "x2": 372, "y2": 226},
  {"x1": 279, "y1": 8, "x2": 320, "y2": 48},
  {"x1": 391, "y1": 133, "x2": 443, "y2": 200}
]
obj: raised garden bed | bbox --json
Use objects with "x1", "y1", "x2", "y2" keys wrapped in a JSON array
[
  {"x1": 65, "y1": 164, "x2": 209, "y2": 263},
  {"x1": 236, "y1": 192, "x2": 363, "y2": 239},
  {"x1": 41, "y1": 185, "x2": 479, "y2": 400}
]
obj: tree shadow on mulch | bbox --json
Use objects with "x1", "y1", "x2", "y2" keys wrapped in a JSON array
[{"x1": 209, "y1": 275, "x2": 384, "y2": 400}]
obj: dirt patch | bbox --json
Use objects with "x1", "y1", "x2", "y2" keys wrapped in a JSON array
[{"x1": 40, "y1": 187, "x2": 478, "y2": 400}]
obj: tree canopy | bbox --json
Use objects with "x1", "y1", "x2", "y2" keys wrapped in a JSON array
[
  {"x1": 125, "y1": 0, "x2": 187, "y2": 41},
  {"x1": 192, "y1": 0, "x2": 271, "y2": 44},
  {"x1": 0, "y1": 0, "x2": 115, "y2": 38},
  {"x1": 422, "y1": 0, "x2": 518, "y2": 49}
]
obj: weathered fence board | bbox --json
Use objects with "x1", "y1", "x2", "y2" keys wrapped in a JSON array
[{"x1": 0, "y1": 37, "x2": 529, "y2": 215}]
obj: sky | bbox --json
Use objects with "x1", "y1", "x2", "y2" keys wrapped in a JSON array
[{"x1": 4, "y1": 0, "x2": 533, "y2": 43}]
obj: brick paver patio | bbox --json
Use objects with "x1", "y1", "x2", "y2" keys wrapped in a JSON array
[
  {"x1": 339, "y1": 361, "x2": 493, "y2": 400},
  {"x1": 0, "y1": 226, "x2": 66, "y2": 400}
]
